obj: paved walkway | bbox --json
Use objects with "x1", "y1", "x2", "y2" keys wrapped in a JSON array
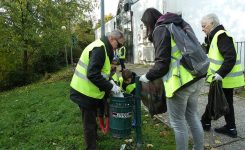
[{"x1": 125, "y1": 63, "x2": 245, "y2": 150}]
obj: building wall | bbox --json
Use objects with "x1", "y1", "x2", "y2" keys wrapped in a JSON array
[
  {"x1": 95, "y1": 17, "x2": 117, "y2": 39},
  {"x1": 95, "y1": 0, "x2": 245, "y2": 68},
  {"x1": 131, "y1": 0, "x2": 165, "y2": 64}
]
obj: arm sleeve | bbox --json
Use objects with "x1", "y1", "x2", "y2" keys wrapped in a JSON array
[
  {"x1": 87, "y1": 47, "x2": 113, "y2": 93},
  {"x1": 145, "y1": 26, "x2": 171, "y2": 81},
  {"x1": 216, "y1": 33, "x2": 237, "y2": 78}
]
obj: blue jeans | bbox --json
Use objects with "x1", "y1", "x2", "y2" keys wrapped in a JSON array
[{"x1": 167, "y1": 79, "x2": 204, "y2": 150}]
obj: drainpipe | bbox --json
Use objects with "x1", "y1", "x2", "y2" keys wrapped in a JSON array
[{"x1": 101, "y1": 0, "x2": 105, "y2": 37}]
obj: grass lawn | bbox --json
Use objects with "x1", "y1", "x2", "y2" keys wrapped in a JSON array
[{"x1": 0, "y1": 68, "x2": 177, "y2": 150}]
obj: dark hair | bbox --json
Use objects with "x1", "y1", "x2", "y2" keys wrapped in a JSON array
[
  {"x1": 122, "y1": 69, "x2": 132, "y2": 80},
  {"x1": 141, "y1": 8, "x2": 162, "y2": 42}
]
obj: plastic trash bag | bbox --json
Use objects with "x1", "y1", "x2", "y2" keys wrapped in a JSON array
[
  {"x1": 141, "y1": 78, "x2": 167, "y2": 117},
  {"x1": 207, "y1": 80, "x2": 230, "y2": 120}
]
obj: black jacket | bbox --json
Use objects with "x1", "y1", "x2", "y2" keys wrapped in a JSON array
[
  {"x1": 204, "y1": 25, "x2": 237, "y2": 78},
  {"x1": 145, "y1": 13, "x2": 201, "y2": 90},
  {"x1": 70, "y1": 37, "x2": 114, "y2": 109}
]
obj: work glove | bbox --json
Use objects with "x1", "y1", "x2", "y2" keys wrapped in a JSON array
[
  {"x1": 213, "y1": 73, "x2": 223, "y2": 81},
  {"x1": 139, "y1": 74, "x2": 149, "y2": 83},
  {"x1": 111, "y1": 84, "x2": 121, "y2": 94},
  {"x1": 110, "y1": 80, "x2": 117, "y2": 86}
]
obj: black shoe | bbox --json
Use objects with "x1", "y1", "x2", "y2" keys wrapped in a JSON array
[
  {"x1": 201, "y1": 120, "x2": 211, "y2": 131},
  {"x1": 214, "y1": 126, "x2": 237, "y2": 138}
]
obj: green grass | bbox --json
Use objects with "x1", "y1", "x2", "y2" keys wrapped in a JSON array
[{"x1": 0, "y1": 68, "x2": 176, "y2": 150}]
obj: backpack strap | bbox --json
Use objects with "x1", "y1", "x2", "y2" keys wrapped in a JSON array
[{"x1": 153, "y1": 24, "x2": 171, "y2": 38}]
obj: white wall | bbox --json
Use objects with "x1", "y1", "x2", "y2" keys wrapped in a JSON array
[
  {"x1": 95, "y1": 0, "x2": 245, "y2": 67},
  {"x1": 131, "y1": 0, "x2": 165, "y2": 63},
  {"x1": 95, "y1": 17, "x2": 117, "y2": 39},
  {"x1": 174, "y1": 0, "x2": 245, "y2": 69},
  {"x1": 180, "y1": 0, "x2": 245, "y2": 43},
  {"x1": 131, "y1": 0, "x2": 245, "y2": 64}
]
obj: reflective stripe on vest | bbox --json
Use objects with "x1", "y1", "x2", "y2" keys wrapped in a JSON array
[
  {"x1": 70, "y1": 39, "x2": 111, "y2": 99},
  {"x1": 119, "y1": 77, "x2": 136, "y2": 94},
  {"x1": 162, "y1": 36, "x2": 195, "y2": 98},
  {"x1": 118, "y1": 46, "x2": 126, "y2": 59},
  {"x1": 112, "y1": 73, "x2": 119, "y2": 85},
  {"x1": 206, "y1": 30, "x2": 245, "y2": 88}
]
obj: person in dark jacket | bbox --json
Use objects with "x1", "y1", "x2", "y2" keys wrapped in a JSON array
[
  {"x1": 70, "y1": 30, "x2": 124, "y2": 150},
  {"x1": 139, "y1": 8, "x2": 204, "y2": 150},
  {"x1": 200, "y1": 13, "x2": 245, "y2": 138}
]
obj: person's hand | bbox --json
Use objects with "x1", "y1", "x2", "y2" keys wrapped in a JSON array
[
  {"x1": 110, "y1": 80, "x2": 117, "y2": 86},
  {"x1": 139, "y1": 74, "x2": 149, "y2": 83},
  {"x1": 213, "y1": 73, "x2": 223, "y2": 81},
  {"x1": 111, "y1": 84, "x2": 121, "y2": 94}
]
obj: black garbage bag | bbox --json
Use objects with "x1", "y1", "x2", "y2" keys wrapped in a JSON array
[
  {"x1": 141, "y1": 78, "x2": 167, "y2": 117},
  {"x1": 207, "y1": 80, "x2": 230, "y2": 120}
]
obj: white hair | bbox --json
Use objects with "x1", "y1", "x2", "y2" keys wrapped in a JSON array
[
  {"x1": 201, "y1": 13, "x2": 220, "y2": 28},
  {"x1": 108, "y1": 30, "x2": 124, "y2": 39}
]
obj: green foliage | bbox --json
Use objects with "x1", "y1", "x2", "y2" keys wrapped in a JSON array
[
  {"x1": 95, "y1": 13, "x2": 114, "y2": 29},
  {"x1": 0, "y1": 0, "x2": 96, "y2": 90}
]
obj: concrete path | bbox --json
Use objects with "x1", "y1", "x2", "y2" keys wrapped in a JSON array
[{"x1": 125, "y1": 63, "x2": 245, "y2": 150}]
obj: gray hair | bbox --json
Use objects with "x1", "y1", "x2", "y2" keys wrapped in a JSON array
[
  {"x1": 108, "y1": 30, "x2": 124, "y2": 39},
  {"x1": 201, "y1": 13, "x2": 220, "y2": 28}
]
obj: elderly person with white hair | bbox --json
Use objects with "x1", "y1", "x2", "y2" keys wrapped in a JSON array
[
  {"x1": 200, "y1": 13, "x2": 245, "y2": 138},
  {"x1": 70, "y1": 30, "x2": 125, "y2": 149}
]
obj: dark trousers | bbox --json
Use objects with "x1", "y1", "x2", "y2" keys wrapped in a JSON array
[
  {"x1": 79, "y1": 106, "x2": 98, "y2": 150},
  {"x1": 119, "y1": 59, "x2": 125, "y2": 71},
  {"x1": 201, "y1": 88, "x2": 236, "y2": 129},
  {"x1": 98, "y1": 101, "x2": 109, "y2": 117}
]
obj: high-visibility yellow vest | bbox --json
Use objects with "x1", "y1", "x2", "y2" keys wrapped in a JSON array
[
  {"x1": 70, "y1": 39, "x2": 111, "y2": 99},
  {"x1": 206, "y1": 30, "x2": 245, "y2": 88},
  {"x1": 162, "y1": 37, "x2": 195, "y2": 98},
  {"x1": 112, "y1": 73, "x2": 119, "y2": 85},
  {"x1": 119, "y1": 77, "x2": 136, "y2": 94},
  {"x1": 118, "y1": 46, "x2": 126, "y2": 59}
]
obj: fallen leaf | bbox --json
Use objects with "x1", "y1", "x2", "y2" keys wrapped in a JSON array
[
  {"x1": 214, "y1": 139, "x2": 221, "y2": 144},
  {"x1": 128, "y1": 139, "x2": 133, "y2": 143},
  {"x1": 147, "y1": 144, "x2": 154, "y2": 148},
  {"x1": 159, "y1": 131, "x2": 167, "y2": 137}
]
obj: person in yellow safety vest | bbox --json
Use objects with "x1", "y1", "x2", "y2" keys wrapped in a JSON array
[
  {"x1": 97, "y1": 60, "x2": 120, "y2": 134},
  {"x1": 118, "y1": 46, "x2": 126, "y2": 71},
  {"x1": 119, "y1": 69, "x2": 136, "y2": 94},
  {"x1": 200, "y1": 13, "x2": 245, "y2": 138},
  {"x1": 70, "y1": 30, "x2": 125, "y2": 150},
  {"x1": 140, "y1": 8, "x2": 204, "y2": 150},
  {"x1": 119, "y1": 69, "x2": 137, "y2": 127}
]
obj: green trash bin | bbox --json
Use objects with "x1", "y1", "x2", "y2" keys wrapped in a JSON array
[{"x1": 109, "y1": 94, "x2": 133, "y2": 138}]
